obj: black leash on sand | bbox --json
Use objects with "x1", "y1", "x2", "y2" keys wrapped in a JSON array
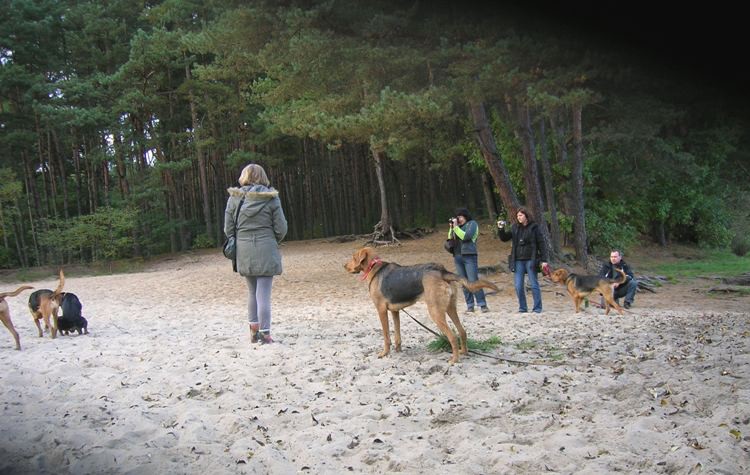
[{"x1": 401, "y1": 309, "x2": 562, "y2": 366}]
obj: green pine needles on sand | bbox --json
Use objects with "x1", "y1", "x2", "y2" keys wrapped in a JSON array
[{"x1": 427, "y1": 335, "x2": 503, "y2": 352}]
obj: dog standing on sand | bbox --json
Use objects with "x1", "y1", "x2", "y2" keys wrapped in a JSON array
[
  {"x1": 344, "y1": 247, "x2": 499, "y2": 364},
  {"x1": 549, "y1": 267, "x2": 627, "y2": 315},
  {"x1": 28, "y1": 270, "x2": 65, "y2": 339},
  {"x1": 0, "y1": 285, "x2": 34, "y2": 350}
]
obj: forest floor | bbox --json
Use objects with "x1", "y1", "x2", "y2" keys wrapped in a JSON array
[{"x1": 0, "y1": 226, "x2": 747, "y2": 474}]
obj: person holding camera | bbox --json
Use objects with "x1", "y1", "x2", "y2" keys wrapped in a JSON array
[
  {"x1": 448, "y1": 208, "x2": 489, "y2": 313},
  {"x1": 497, "y1": 207, "x2": 549, "y2": 313}
]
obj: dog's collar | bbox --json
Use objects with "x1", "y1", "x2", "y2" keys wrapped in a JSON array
[{"x1": 359, "y1": 257, "x2": 383, "y2": 281}]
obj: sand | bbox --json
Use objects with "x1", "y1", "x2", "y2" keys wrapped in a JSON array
[{"x1": 0, "y1": 229, "x2": 748, "y2": 474}]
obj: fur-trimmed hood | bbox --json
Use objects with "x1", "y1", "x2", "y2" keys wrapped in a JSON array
[
  {"x1": 227, "y1": 186, "x2": 279, "y2": 200},
  {"x1": 227, "y1": 185, "x2": 280, "y2": 218}
]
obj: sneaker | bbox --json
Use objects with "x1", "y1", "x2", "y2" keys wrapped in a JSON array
[
  {"x1": 624, "y1": 302, "x2": 631, "y2": 309},
  {"x1": 480, "y1": 306, "x2": 490, "y2": 313},
  {"x1": 466, "y1": 307, "x2": 475, "y2": 313}
]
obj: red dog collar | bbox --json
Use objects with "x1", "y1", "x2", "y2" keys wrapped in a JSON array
[{"x1": 360, "y1": 257, "x2": 382, "y2": 281}]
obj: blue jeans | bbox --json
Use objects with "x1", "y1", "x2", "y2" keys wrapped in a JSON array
[
  {"x1": 453, "y1": 254, "x2": 486, "y2": 309},
  {"x1": 513, "y1": 259, "x2": 542, "y2": 313},
  {"x1": 614, "y1": 278, "x2": 638, "y2": 304}
]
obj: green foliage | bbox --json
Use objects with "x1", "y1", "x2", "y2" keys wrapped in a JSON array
[
  {"x1": 585, "y1": 200, "x2": 639, "y2": 255},
  {"x1": 0, "y1": 247, "x2": 14, "y2": 269},
  {"x1": 554, "y1": 212, "x2": 574, "y2": 236},
  {"x1": 191, "y1": 233, "x2": 214, "y2": 250},
  {"x1": 427, "y1": 334, "x2": 503, "y2": 352},
  {"x1": 642, "y1": 249, "x2": 750, "y2": 280},
  {"x1": 687, "y1": 197, "x2": 732, "y2": 248},
  {"x1": 731, "y1": 236, "x2": 749, "y2": 257},
  {"x1": 39, "y1": 207, "x2": 137, "y2": 263},
  {"x1": 488, "y1": 108, "x2": 524, "y2": 192}
]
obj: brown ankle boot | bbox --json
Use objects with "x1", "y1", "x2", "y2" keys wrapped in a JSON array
[{"x1": 249, "y1": 323, "x2": 260, "y2": 343}]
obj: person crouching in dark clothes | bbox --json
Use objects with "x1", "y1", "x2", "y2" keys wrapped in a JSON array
[
  {"x1": 448, "y1": 208, "x2": 489, "y2": 313},
  {"x1": 599, "y1": 249, "x2": 638, "y2": 309},
  {"x1": 497, "y1": 207, "x2": 549, "y2": 313}
]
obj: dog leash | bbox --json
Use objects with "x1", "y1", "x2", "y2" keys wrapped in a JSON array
[{"x1": 400, "y1": 308, "x2": 561, "y2": 366}]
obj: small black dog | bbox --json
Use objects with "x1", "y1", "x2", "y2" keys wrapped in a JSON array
[{"x1": 57, "y1": 292, "x2": 88, "y2": 336}]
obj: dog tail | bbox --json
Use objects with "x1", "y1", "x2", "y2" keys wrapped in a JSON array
[
  {"x1": 0, "y1": 285, "x2": 34, "y2": 300},
  {"x1": 53, "y1": 269, "x2": 65, "y2": 296},
  {"x1": 442, "y1": 272, "x2": 500, "y2": 293},
  {"x1": 612, "y1": 268, "x2": 627, "y2": 285},
  {"x1": 462, "y1": 278, "x2": 500, "y2": 293}
]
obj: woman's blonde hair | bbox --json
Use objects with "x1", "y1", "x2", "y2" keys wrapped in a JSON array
[{"x1": 238, "y1": 163, "x2": 270, "y2": 187}]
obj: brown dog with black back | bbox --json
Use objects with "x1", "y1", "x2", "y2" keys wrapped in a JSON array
[
  {"x1": 28, "y1": 270, "x2": 65, "y2": 339},
  {"x1": 549, "y1": 267, "x2": 627, "y2": 315},
  {"x1": 0, "y1": 285, "x2": 34, "y2": 350},
  {"x1": 344, "y1": 247, "x2": 499, "y2": 364}
]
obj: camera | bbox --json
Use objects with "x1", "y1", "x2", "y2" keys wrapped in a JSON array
[{"x1": 497, "y1": 219, "x2": 506, "y2": 228}]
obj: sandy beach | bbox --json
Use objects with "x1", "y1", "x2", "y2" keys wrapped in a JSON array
[{"x1": 0, "y1": 229, "x2": 748, "y2": 474}]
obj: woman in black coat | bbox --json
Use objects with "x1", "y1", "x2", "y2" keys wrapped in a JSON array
[{"x1": 497, "y1": 207, "x2": 549, "y2": 313}]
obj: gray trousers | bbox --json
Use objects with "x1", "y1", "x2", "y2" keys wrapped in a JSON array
[{"x1": 245, "y1": 276, "x2": 274, "y2": 333}]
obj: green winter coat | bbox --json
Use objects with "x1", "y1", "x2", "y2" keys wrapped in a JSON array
[{"x1": 224, "y1": 185, "x2": 288, "y2": 276}]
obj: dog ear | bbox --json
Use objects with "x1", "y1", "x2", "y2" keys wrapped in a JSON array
[{"x1": 356, "y1": 248, "x2": 371, "y2": 265}]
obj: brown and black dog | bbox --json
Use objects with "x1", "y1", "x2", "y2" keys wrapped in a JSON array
[
  {"x1": 0, "y1": 285, "x2": 34, "y2": 350},
  {"x1": 344, "y1": 247, "x2": 499, "y2": 364},
  {"x1": 549, "y1": 267, "x2": 627, "y2": 315},
  {"x1": 28, "y1": 270, "x2": 65, "y2": 339}
]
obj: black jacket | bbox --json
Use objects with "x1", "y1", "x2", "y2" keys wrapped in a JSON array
[
  {"x1": 599, "y1": 260, "x2": 634, "y2": 282},
  {"x1": 498, "y1": 222, "x2": 549, "y2": 272}
]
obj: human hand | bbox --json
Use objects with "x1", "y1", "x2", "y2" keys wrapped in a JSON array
[{"x1": 541, "y1": 262, "x2": 550, "y2": 276}]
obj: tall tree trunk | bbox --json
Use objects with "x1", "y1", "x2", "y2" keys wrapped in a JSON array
[
  {"x1": 35, "y1": 114, "x2": 52, "y2": 217},
  {"x1": 51, "y1": 128, "x2": 69, "y2": 219},
  {"x1": 653, "y1": 220, "x2": 667, "y2": 246},
  {"x1": 480, "y1": 173, "x2": 498, "y2": 220},
  {"x1": 22, "y1": 152, "x2": 41, "y2": 265},
  {"x1": 507, "y1": 98, "x2": 552, "y2": 259},
  {"x1": 46, "y1": 130, "x2": 59, "y2": 218},
  {"x1": 428, "y1": 159, "x2": 437, "y2": 228},
  {"x1": 370, "y1": 144, "x2": 395, "y2": 241},
  {"x1": 72, "y1": 131, "x2": 83, "y2": 216},
  {"x1": 571, "y1": 103, "x2": 589, "y2": 266},
  {"x1": 538, "y1": 118, "x2": 561, "y2": 254},
  {"x1": 112, "y1": 134, "x2": 130, "y2": 199},
  {"x1": 186, "y1": 62, "x2": 213, "y2": 239},
  {"x1": 468, "y1": 100, "x2": 520, "y2": 216},
  {"x1": 550, "y1": 110, "x2": 573, "y2": 246},
  {"x1": 12, "y1": 212, "x2": 27, "y2": 267}
]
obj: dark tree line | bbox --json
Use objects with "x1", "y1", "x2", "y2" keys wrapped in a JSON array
[{"x1": 0, "y1": 0, "x2": 747, "y2": 269}]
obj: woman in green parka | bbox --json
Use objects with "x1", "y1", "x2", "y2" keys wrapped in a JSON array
[{"x1": 224, "y1": 164, "x2": 288, "y2": 344}]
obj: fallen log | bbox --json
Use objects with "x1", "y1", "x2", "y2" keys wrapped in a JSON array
[{"x1": 721, "y1": 273, "x2": 750, "y2": 286}]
